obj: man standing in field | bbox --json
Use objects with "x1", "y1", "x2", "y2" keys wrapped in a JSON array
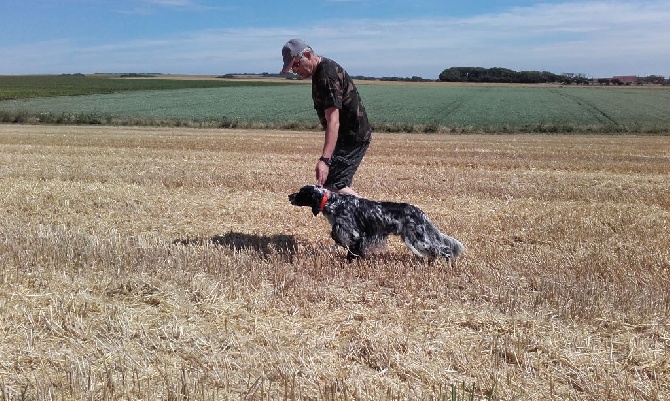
[{"x1": 280, "y1": 38, "x2": 372, "y2": 196}]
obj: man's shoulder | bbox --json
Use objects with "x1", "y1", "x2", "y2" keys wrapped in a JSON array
[
  {"x1": 321, "y1": 57, "x2": 341, "y2": 68},
  {"x1": 315, "y1": 57, "x2": 347, "y2": 78}
]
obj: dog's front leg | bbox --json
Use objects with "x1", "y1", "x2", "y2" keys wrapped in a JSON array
[
  {"x1": 345, "y1": 243, "x2": 364, "y2": 262},
  {"x1": 331, "y1": 225, "x2": 362, "y2": 262}
]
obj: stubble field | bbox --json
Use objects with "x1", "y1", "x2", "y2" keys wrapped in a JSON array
[{"x1": 1, "y1": 124, "x2": 669, "y2": 400}]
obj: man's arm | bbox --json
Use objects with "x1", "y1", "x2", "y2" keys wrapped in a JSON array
[
  {"x1": 316, "y1": 106, "x2": 340, "y2": 186},
  {"x1": 321, "y1": 106, "x2": 339, "y2": 158}
]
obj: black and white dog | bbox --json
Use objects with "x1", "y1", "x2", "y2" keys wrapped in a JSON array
[{"x1": 288, "y1": 185, "x2": 464, "y2": 262}]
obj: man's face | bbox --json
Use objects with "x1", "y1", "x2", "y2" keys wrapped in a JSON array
[{"x1": 290, "y1": 52, "x2": 315, "y2": 79}]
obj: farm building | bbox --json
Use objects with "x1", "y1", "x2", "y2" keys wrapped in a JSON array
[{"x1": 612, "y1": 75, "x2": 638, "y2": 84}]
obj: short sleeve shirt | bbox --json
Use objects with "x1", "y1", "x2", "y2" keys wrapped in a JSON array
[{"x1": 312, "y1": 58, "x2": 372, "y2": 147}]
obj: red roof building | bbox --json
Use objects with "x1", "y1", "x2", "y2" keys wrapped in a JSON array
[{"x1": 612, "y1": 75, "x2": 638, "y2": 84}]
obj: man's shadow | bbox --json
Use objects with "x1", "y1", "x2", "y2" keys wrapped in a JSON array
[{"x1": 174, "y1": 231, "x2": 297, "y2": 262}]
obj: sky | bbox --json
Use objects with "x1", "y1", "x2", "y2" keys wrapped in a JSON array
[{"x1": 1, "y1": 0, "x2": 669, "y2": 79}]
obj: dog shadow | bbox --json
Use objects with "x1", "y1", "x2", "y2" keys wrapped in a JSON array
[{"x1": 174, "y1": 231, "x2": 297, "y2": 262}]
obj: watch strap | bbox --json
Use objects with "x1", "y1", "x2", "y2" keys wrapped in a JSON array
[{"x1": 319, "y1": 156, "x2": 332, "y2": 166}]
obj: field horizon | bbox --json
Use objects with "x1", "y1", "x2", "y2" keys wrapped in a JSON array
[
  {"x1": 1, "y1": 124, "x2": 669, "y2": 400},
  {"x1": 2, "y1": 75, "x2": 669, "y2": 134}
]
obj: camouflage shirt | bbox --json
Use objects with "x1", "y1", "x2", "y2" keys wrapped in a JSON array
[{"x1": 312, "y1": 58, "x2": 372, "y2": 146}]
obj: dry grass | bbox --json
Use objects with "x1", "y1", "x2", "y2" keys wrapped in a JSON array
[{"x1": 1, "y1": 125, "x2": 669, "y2": 400}]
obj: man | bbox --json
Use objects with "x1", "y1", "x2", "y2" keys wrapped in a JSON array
[{"x1": 280, "y1": 39, "x2": 372, "y2": 196}]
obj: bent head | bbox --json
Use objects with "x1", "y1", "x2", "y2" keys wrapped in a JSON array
[
  {"x1": 280, "y1": 39, "x2": 319, "y2": 79},
  {"x1": 288, "y1": 185, "x2": 327, "y2": 216}
]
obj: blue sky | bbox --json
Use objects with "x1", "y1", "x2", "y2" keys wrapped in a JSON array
[{"x1": 1, "y1": 0, "x2": 669, "y2": 78}]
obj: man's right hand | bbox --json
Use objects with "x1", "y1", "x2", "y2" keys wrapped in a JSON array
[{"x1": 316, "y1": 160, "x2": 329, "y2": 186}]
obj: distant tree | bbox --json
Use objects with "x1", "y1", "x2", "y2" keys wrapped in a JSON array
[
  {"x1": 638, "y1": 75, "x2": 666, "y2": 85},
  {"x1": 439, "y1": 67, "x2": 568, "y2": 84},
  {"x1": 518, "y1": 71, "x2": 544, "y2": 83},
  {"x1": 379, "y1": 75, "x2": 432, "y2": 82},
  {"x1": 466, "y1": 67, "x2": 489, "y2": 82},
  {"x1": 438, "y1": 67, "x2": 466, "y2": 82},
  {"x1": 486, "y1": 67, "x2": 517, "y2": 83}
]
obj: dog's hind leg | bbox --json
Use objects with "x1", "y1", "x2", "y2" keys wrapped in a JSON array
[
  {"x1": 402, "y1": 227, "x2": 458, "y2": 262},
  {"x1": 401, "y1": 232, "x2": 429, "y2": 258}
]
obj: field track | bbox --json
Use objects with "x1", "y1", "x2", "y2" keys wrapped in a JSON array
[{"x1": 1, "y1": 124, "x2": 669, "y2": 400}]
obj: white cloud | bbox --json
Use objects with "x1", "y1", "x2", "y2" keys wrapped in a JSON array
[
  {"x1": 311, "y1": 1, "x2": 670, "y2": 77},
  {"x1": 1, "y1": 1, "x2": 669, "y2": 77}
]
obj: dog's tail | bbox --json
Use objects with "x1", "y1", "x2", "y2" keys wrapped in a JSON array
[
  {"x1": 452, "y1": 238, "x2": 465, "y2": 258},
  {"x1": 441, "y1": 234, "x2": 465, "y2": 259}
]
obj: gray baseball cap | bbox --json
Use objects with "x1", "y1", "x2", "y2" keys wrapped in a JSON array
[{"x1": 280, "y1": 38, "x2": 311, "y2": 74}]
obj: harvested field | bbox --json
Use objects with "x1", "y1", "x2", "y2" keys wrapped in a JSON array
[{"x1": 1, "y1": 125, "x2": 669, "y2": 400}]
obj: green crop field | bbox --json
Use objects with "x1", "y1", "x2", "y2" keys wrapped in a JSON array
[
  {"x1": 0, "y1": 74, "x2": 287, "y2": 101},
  {"x1": 1, "y1": 75, "x2": 669, "y2": 133},
  {"x1": 362, "y1": 85, "x2": 670, "y2": 129}
]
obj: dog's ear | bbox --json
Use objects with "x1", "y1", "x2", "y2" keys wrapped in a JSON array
[{"x1": 309, "y1": 185, "x2": 323, "y2": 216}]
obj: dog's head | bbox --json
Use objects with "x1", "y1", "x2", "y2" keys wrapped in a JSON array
[{"x1": 288, "y1": 185, "x2": 327, "y2": 216}]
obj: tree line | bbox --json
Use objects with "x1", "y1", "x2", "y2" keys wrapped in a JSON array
[
  {"x1": 438, "y1": 67, "x2": 590, "y2": 84},
  {"x1": 438, "y1": 67, "x2": 669, "y2": 85},
  {"x1": 269, "y1": 69, "x2": 669, "y2": 85}
]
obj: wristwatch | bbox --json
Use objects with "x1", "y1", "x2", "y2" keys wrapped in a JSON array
[{"x1": 319, "y1": 156, "x2": 332, "y2": 166}]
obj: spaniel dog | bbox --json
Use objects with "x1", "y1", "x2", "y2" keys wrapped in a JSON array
[{"x1": 288, "y1": 185, "x2": 464, "y2": 262}]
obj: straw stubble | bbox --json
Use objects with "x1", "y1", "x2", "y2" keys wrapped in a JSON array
[{"x1": 1, "y1": 125, "x2": 668, "y2": 400}]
